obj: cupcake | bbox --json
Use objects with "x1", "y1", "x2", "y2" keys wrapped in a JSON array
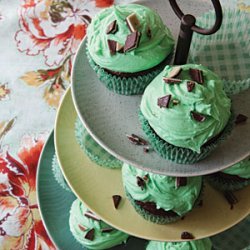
[
  {"x1": 139, "y1": 64, "x2": 233, "y2": 164},
  {"x1": 206, "y1": 157, "x2": 250, "y2": 191},
  {"x1": 69, "y1": 199, "x2": 129, "y2": 249},
  {"x1": 75, "y1": 118, "x2": 122, "y2": 169},
  {"x1": 86, "y1": 4, "x2": 174, "y2": 95},
  {"x1": 146, "y1": 238, "x2": 212, "y2": 250},
  {"x1": 122, "y1": 163, "x2": 203, "y2": 224}
]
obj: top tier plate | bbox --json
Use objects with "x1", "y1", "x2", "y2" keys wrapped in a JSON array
[{"x1": 71, "y1": 2, "x2": 250, "y2": 176}]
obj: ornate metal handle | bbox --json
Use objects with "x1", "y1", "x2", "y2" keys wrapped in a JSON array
[{"x1": 169, "y1": 0, "x2": 223, "y2": 65}]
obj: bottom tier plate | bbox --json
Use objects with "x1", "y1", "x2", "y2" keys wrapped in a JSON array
[{"x1": 54, "y1": 87, "x2": 250, "y2": 242}]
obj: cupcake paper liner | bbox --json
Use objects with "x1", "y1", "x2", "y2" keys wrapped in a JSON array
[
  {"x1": 138, "y1": 111, "x2": 235, "y2": 164},
  {"x1": 75, "y1": 118, "x2": 122, "y2": 169},
  {"x1": 189, "y1": 8, "x2": 250, "y2": 96},
  {"x1": 124, "y1": 182, "x2": 205, "y2": 224},
  {"x1": 86, "y1": 49, "x2": 172, "y2": 95},
  {"x1": 52, "y1": 154, "x2": 71, "y2": 192},
  {"x1": 206, "y1": 173, "x2": 250, "y2": 191}
]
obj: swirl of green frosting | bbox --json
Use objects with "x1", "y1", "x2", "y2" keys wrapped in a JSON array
[
  {"x1": 87, "y1": 4, "x2": 174, "y2": 73},
  {"x1": 140, "y1": 64, "x2": 231, "y2": 153},
  {"x1": 122, "y1": 163, "x2": 202, "y2": 216},
  {"x1": 69, "y1": 199, "x2": 128, "y2": 249},
  {"x1": 146, "y1": 238, "x2": 212, "y2": 250},
  {"x1": 222, "y1": 157, "x2": 250, "y2": 178}
]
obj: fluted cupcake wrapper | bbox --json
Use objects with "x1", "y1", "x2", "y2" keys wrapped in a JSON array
[
  {"x1": 205, "y1": 174, "x2": 250, "y2": 191},
  {"x1": 52, "y1": 154, "x2": 71, "y2": 192},
  {"x1": 75, "y1": 118, "x2": 122, "y2": 169},
  {"x1": 86, "y1": 49, "x2": 172, "y2": 95},
  {"x1": 138, "y1": 111, "x2": 235, "y2": 164},
  {"x1": 189, "y1": 8, "x2": 250, "y2": 96}
]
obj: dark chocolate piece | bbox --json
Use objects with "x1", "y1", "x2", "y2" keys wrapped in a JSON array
[
  {"x1": 191, "y1": 111, "x2": 206, "y2": 122},
  {"x1": 106, "y1": 20, "x2": 118, "y2": 34},
  {"x1": 147, "y1": 27, "x2": 152, "y2": 38},
  {"x1": 127, "y1": 134, "x2": 148, "y2": 146},
  {"x1": 168, "y1": 66, "x2": 182, "y2": 78},
  {"x1": 107, "y1": 39, "x2": 117, "y2": 55},
  {"x1": 112, "y1": 195, "x2": 122, "y2": 209},
  {"x1": 187, "y1": 81, "x2": 195, "y2": 92},
  {"x1": 175, "y1": 177, "x2": 187, "y2": 188},
  {"x1": 224, "y1": 191, "x2": 238, "y2": 209},
  {"x1": 158, "y1": 95, "x2": 171, "y2": 108},
  {"x1": 116, "y1": 42, "x2": 124, "y2": 53},
  {"x1": 124, "y1": 31, "x2": 141, "y2": 52},
  {"x1": 126, "y1": 13, "x2": 140, "y2": 32},
  {"x1": 85, "y1": 228, "x2": 95, "y2": 241},
  {"x1": 189, "y1": 68, "x2": 204, "y2": 84},
  {"x1": 163, "y1": 78, "x2": 182, "y2": 84},
  {"x1": 101, "y1": 228, "x2": 114, "y2": 233},
  {"x1": 84, "y1": 211, "x2": 101, "y2": 221},
  {"x1": 136, "y1": 176, "x2": 145, "y2": 190},
  {"x1": 78, "y1": 224, "x2": 87, "y2": 232},
  {"x1": 181, "y1": 231, "x2": 195, "y2": 240},
  {"x1": 143, "y1": 174, "x2": 149, "y2": 182},
  {"x1": 235, "y1": 114, "x2": 248, "y2": 124}
]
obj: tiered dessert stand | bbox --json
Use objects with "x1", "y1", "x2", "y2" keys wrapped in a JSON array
[{"x1": 37, "y1": 0, "x2": 250, "y2": 249}]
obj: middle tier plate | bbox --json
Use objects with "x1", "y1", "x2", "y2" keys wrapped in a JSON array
[{"x1": 55, "y1": 87, "x2": 250, "y2": 242}]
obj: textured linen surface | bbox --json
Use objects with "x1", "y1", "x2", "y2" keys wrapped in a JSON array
[{"x1": 0, "y1": 0, "x2": 249, "y2": 249}]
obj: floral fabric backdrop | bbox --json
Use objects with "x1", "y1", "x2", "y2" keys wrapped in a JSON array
[{"x1": 0, "y1": 0, "x2": 248, "y2": 249}]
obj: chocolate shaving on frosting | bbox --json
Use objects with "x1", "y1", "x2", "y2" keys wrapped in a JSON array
[
  {"x1": 106, "y1": 20, "x2": 118, "y2": 34},
  {"x1": 191, "y1": 111, "x2": 206, "y2": 122},
  {"x1": 158, "y1": 95, "x2": 171, "y2": 108},
  {"x1": 84, "y1": 211, "x2": 101, "y2": 221},
  {"x1": 163, "y1": 78, "x2": 182, "y2": 84},
  {"x1": 101, "y1": 228, "x2": 114, "y2": 233},
  {"x1": 85, "y1": 228, "x2": 95, "y2": 241},
  {"x1": 175, "y1": 177, "x2": 187, "y2": 188},
  {"x1": 187, "y1": 81, "x2": 195, "y2": 92},
  {"x1": 136, "y1": 176, "x2": 145, "y2": 190},
  {"x1": 189, "y1": 68, "x2": 204, "y2": 84},
  {"x1": 124, "y1": 31, "x2": 141, "y2": 52},
  {"x1": 168, "y1": 66, "x2": 182, "y2": 78},
  {"x1": 147, "y1": 26, "x2": 152, "y2": 38},
  {"x1": 126, "y1": 13, "x2": 140, "y2": 32},
  {"x1": 107, "y1": 39, "x2": 117, "y2": 55}
]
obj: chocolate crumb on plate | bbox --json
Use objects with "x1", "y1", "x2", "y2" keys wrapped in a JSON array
[
  {"x1": 106, "y1": 20, "x2": 118, "y2": 34},
  {"x1": 181, "y1": 231, "x2": 195, "y2": 240},
  {"x1": 187, "y1": 81, "x2": 195, "y2": 92},
  {"x1": 191, "y1": 111, "x2": 206, "y2": 122},
  {"x1": 112, "y1": 195, "x2": 122, "y2": 209},
  {"x1": 235, "y1": 114, "x2": 248, "y2": 124},
  {"x1": 168, "y1": 66, "x2": 182, "y2": 78},
  {"x1": 224, "y1": 191, "x2": 238, "y2": 209},
  {"x1": 127, "y1": 134, "x2": 148, "y2": 146},
  {"x1": 84, "y1": 211, "x2": 101, "y2": 221},
  {"x1": 136, "y1": 176, "x2": 145, "y2": 190},
  {"x1": 126, "y1": 13, "x2": 140, "y2": 32},
  {"x1": 85, "y1": 228, "x2": 95, "y2": 241},
  {"x1": 189, "y1": 68, "x2": 204, "y2": 84},
  {"x1": 101, "y1": 228, "x2": 114, "y2": 233},
  {"x1": 175, "y1": 177, "x2": 187, "y2": 188},
  {"x1": 107, "y1": 39, "x2": 117, "y2": 55},
  {"x1": 124, "y1": 31, "x2": 141, "y2": 52},
  {"x1": 163, "y1": 78, "x2": 182, "y2": 84},
  {"x1": 143, "y1": 146, "x2": 150, "y2": 153},
  {"x1": 158, "y1": 95, "x2": 171, "y2": 108}
]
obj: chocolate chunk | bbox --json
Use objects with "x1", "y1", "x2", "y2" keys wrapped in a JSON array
[
  {"x1": 112, "y1": 195, "x2": 122, "y2": 209},
  {"x1": 158, "y1": 95, "x2": 171, "y2": 108},
  {"x1": 101, "y1": 228, "x2": 114, "y2": 233},
  {"x1": 116, "y1": 42, "x2": 124, "y2": 53},
  {"x1": 191, "y1": 111, "x2": 206, "y2": 122},
  {"x1": 187, "y1": 81, "x2": 195, "y2": 92},
  {"x1": 143, "y1": 147, "x2": 149, "y2": 153},
  {"x1": 235, "y1": 114, "x2": 248, "y2": 124},
  {"x1": 163, "y1": 78, "x2": 182, "y2": 84},
  {"x1": 175, "y1": 177, "x2": 187, "y2": 188},
  {"x1": 189, "y1": 69, "x2": 204, "y2": 84},
  {"x1": 137, "y1": 176, "x2": 145, "y2": 190},
  {"x1": 147, "y1": 26, "x2": 152, "y2": 39},
  {"x1": 106, "y1": 20, "x2": 118, "y2": 34},
  {"x1": 84, "y1": 211, "x2": 101, "y2": 221},
  {"x1": 127, "y1": 134, "x2": 148, "y2": 146},
  {"x1": 126, "y1": 13, "x2": 140, "y2": 32},
  {"x1": 107, "y1": 39, "x2": 117, "y2": 55},
  {"x1": 127, "y1": 134, "x2": 140, "y2": 145},
  {"x1": 143, "y1": 174, "x2": 149, "y2": 182},
  {"x1": 168, "y1": 66, "x2": 182, "y2": 78},
  {"x1": 78, "y1": 224, "x2": 87, "y2": 232},
  {"x1": 181, "y1": 231, "x2": 195, "y2": 240},
  {"x1": 224, "y1": 191, "x2": 238, "y2": 209},
  {"x1": 124, "y1": 31, "x2": 141, "y2": 52},
  {"x1": 85, "y1": 228, "x2": 95, "y2": 241},
  {"x1": 172, "y1": 99, "x2": 180, "y2": 105}
]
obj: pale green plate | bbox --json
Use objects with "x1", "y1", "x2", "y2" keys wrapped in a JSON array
[
  {"x1": 37, "y1": 131, "x2": 147, "y2": 249},
  {"x1": 54, "y1": 87, "x2": 250, "y2": 242}
]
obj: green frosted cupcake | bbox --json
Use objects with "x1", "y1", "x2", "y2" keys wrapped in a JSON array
[
  {"x1": 52, "y1": 154, "x2": 70, "y2": 192},
  {"x1": 86, "y1": 4, "x2": 174, "y2": 95},
  {"x1": 140, "y1": 64, "x2": 233, "y2": 164},
  {"x1": 146, "y1": 238, "x2": 212, "y2": 250},
  {"x1": 75, "y1": 118, "x2": 122, "y2": 169},
  {"x1": 69, "y1": 199, "x2": 129, "y2": 249},
  {"x1": 122, "y1": 163, "x2": 203, "y2": 224},
  {"x1": 206, "y1": 157, "x2": 250, "y2": 191}
]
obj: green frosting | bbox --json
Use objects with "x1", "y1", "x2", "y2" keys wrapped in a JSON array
[
  {"x1": 222, "y1": 157, "x2": 250, "y2": 178},
  {"x1": 122, "y1": 163, "x2": 202, "y2": 216},
  {"x1": 146, "y1": 238, "x2": 212, "y2": 250},
  {"x1": 87, "y1": 4, "x2": 174, "y2": 73},
  {"x1": 140, "y1": 64, "x2": 231, "y2": 153},
  {"x1": 69, "y1": 199, "x2": 128, "y2": 249}
]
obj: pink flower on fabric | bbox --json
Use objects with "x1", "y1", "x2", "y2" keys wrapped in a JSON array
[{"x1": 15, "y1": 0, "x2": 92, "y2": 66}]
